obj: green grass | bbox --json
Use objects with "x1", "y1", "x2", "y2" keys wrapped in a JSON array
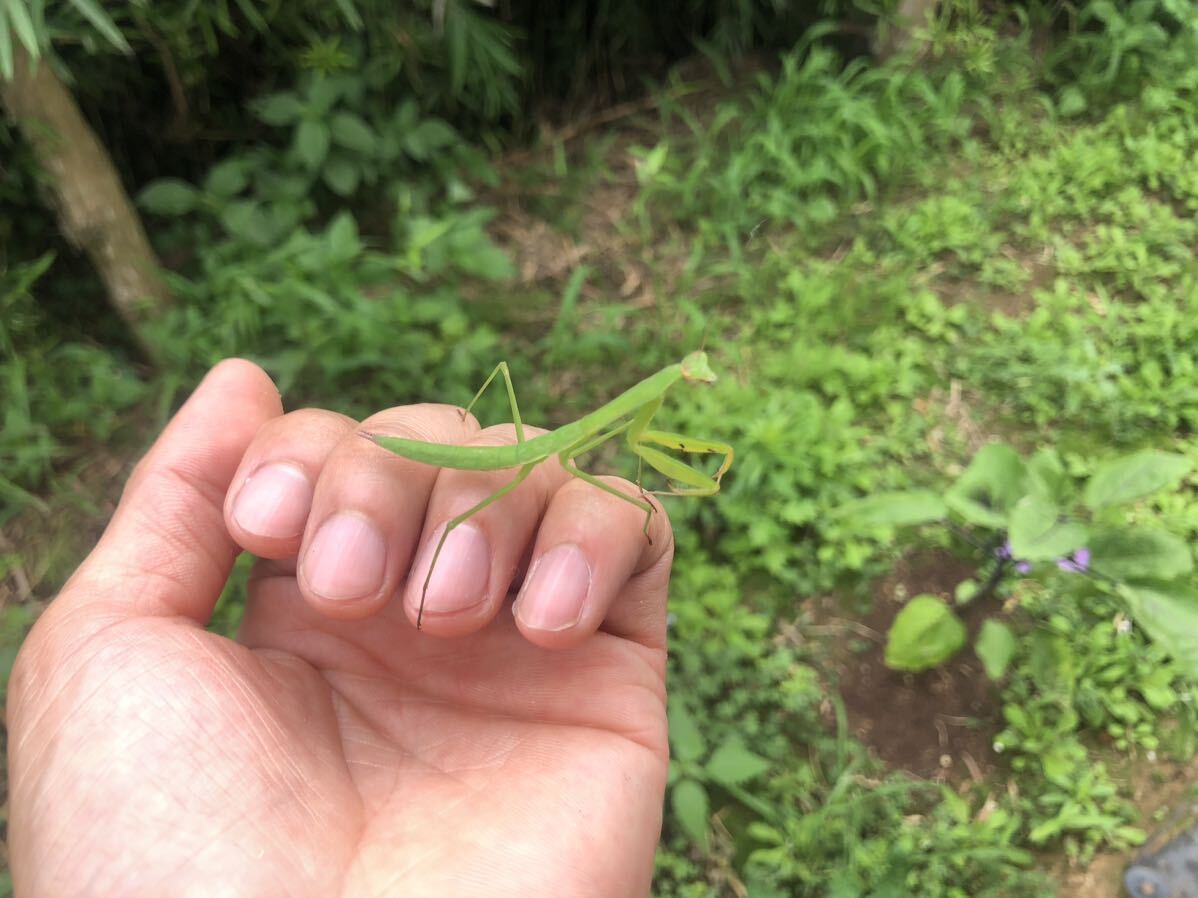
[{"x1": 8, "y1": 3, "x2": 1198, "y2": 895}]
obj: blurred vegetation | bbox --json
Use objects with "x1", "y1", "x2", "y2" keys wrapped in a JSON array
[{"x1": 7, "y1": 0, "x2": 1198, "y2": 894}]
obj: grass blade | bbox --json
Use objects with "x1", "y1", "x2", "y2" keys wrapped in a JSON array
[
  {"x1": 68, "y1": 0, "x2": 130, "y2": 52},
  {"x1": 5, "y1": 0, "x2": 40, "y2": 56}
]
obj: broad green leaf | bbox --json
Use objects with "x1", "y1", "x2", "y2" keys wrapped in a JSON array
[
  {"x1": 1058, "y1": 85, "x2": 1087, "y2": 117},
  {"x1": 1008, "y1": 495, "x2": 1088, "y2": 561},
  {"x1": 667, "y1": 699, "x2": 707, "y2": 763},
  {"x1": 705, "y1": 736, "x2": 771, "y2": 787},
  {"x1": 255, "y1": 92, "x2": 305, "y2": 126},
  {"x1": 1138, "y1": 667, "x2": 1176, "y2": 711},
  {"x1": 68, "y1": 0, "x2": 130, "y2": 52},
  {"x1": 219, "y1": 200, "x2": 272, "y2": 245},
  {"x1": 305, "y1": 77, "x2": 342, "y2": 115},
  {"x1": 1083, "y1": 450, "x2": 1191, "y2": 509},
  {"x1": 322, "y1": 157, "x2": 360, "y2": 197},
  {"x1": 404, "y1": 118, "x2": 458, "y2": 161},
  {"x1": 1121, "y1": 582, "x2": 1198, "y2": 677},
  {"x1": 1041, "y1": 742, "x2": 1083, "y2": 787},
  {"x1": 1027, "y1": 448, "x2": 1070, "y2": 504},
  {"x1": 325, "y1": 212, "x2": 361, "y2": 260},
  {"x1": 295, "y1": 120, "x2": 331, "y2": 171},
  {"x1": 671, "y1": 779, "x2": 710, "y2": 850},
  {"x1": 833, "y1": 490, "x2": 946, "y2": 528},
  {"x1": 975, "y1": 619, "x2": 1017, "y2": 681},
  {"x1": 331, "y1": 111, "x2": 377, "y2": 154},
  {"x1": 137, "y1": 179, "x2": 199, "y2": 215},
  {"x1": 203, "y1": 160, "x2": 248, "y2": 198},
  {"x1": 954, "y1": 579, "x2": 979, "y2": 604},
  {"x1": 1090, "y1": 528, "x2": 1193, "y2": 582},
  {"x1": 885, "y1": 595, "x2": 967, "y2": 672},
  {"x1": 945, "y1": 443, "x2": 1027, "y2": 529}
]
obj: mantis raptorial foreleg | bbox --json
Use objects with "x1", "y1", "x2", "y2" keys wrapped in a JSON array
[
  {"x1": 632, "y1": 430, "x2": 734, "y2": 496},
  {"x1": 418, "y1": 460, "x2": 538, "y2": 627}
]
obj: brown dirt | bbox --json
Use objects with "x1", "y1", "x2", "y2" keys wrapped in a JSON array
[{"x1": 830, "y1": 549, "x2": 1004, "y2": 783}]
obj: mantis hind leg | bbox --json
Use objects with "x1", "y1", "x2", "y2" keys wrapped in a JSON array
[
  {"x1": 463, "y1": 361, "x2": 526, "y2": 444},
  {"x1": 418, "y1": 461, "x2": 537, "y2": 628},
  {"x1": 559, "y1": 433, "x2": 657, "y2": 543}
]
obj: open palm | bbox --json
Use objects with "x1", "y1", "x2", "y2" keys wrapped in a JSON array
[{"x1": 8, "y1": 361, "x2": 672, "y2": 898}]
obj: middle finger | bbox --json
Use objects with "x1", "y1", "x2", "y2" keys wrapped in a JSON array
[{"x1": 403, "y1": 423, "x2": 570, "y2": 637}]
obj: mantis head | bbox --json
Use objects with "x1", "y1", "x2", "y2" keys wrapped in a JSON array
[{"x1": 680, "y1": 351, "x2": 717, "y2": 384}]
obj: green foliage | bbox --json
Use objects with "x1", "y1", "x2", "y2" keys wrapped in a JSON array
[
  {"x1": 976, "y1": 619, "x2": 1017, "y2": 681},
  {"x1": 1084, "y1": 450, "x2": 1192, "y2": 509},
  {"x1": 989, "y1": 593, "x2": 1190, "y2": 859},
  {"x1": 885, "y1": 595, "x2": 968, "y2": 672},
  {"x1": 0, "y1": 600, "x2": 34, "y2": 691},
  {"x1": 842, "y1": 442, "x2": 1197, "y2": 681},
  {"x1": 146, "y1": 212, "x2": 506, "y2": 416},
  {"x1": 0, "y1": 254, "x2": 144, "y2": 518},
  {"x1": 0, "y1": 0, "x2": 128, "y2": 79},
  {"x1": 138, "y1": 67, "x2": 491, "y2": 249},
  {"x1": 667, "y1": 698, "x2": 772, "y2": 850},
  {"x1": 1044, "y1": 0, "x2": 1198, "y2": 116},
  {"x1": 637, "y1": 36, "x2": 976, "y2": 248}
]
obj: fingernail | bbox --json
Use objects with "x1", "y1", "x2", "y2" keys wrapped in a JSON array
[
  {"x1": 303, "y1": 512, "x2": 387, "y2": 600},
  {"x1": 515, "y1": 544, "x2": 591, "y2": 632},
  {"x1": 417, "y1": 524, "x2": 491, "y2": 615},
  {"x1": 232, "y1": 463, "x2": 313, "y2": 539}
]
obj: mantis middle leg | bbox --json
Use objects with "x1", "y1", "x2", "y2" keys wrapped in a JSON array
[
  {"x1": 462, "y1": 361, "x2": 526, "y2": 444},
  {"x1": 418, "y1": 460, "x2": 537, "y2": 628},
  {"x1": 558, "y1": 423, "x2": 657, "y2": 541}
]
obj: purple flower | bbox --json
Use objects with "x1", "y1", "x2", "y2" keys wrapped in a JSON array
[
  {"x1": 996, "y1": 541, "x2": 1089, "y2": 575},
  {"x1": 1057, "y1": 547, "x2": 1091, "y2": 574},
  {"x1": 997, "y1": 541, "x2": 1031, "y2": 574}
]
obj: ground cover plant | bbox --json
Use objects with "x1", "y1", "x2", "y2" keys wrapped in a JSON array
[{"x1": 6, "y1": 1, "x2": 1198, "y2": 895}]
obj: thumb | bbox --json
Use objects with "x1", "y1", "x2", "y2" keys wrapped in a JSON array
[{"x1": 61, "y1": 359, "x2": 282, "y2": 624}]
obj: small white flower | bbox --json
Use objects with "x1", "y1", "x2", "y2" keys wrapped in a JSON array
[
  {"x1": 1116, "y1": 617, "x2": 1133, "y2": 635},
  {"x1": 1147, "y1": 750, "x2": 1158, "y2": 763},
  {"x1": 992, "y1": 741, "x2": 1005, "y2": 754}
]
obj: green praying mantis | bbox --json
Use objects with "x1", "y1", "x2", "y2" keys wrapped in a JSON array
[{"x1": 368, "y1": 351, "x2": 734, "y2": 628}]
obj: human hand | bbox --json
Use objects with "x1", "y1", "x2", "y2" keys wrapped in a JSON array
[{"x1": 8, "y1": 360, "x2": 673, "y2": 898}]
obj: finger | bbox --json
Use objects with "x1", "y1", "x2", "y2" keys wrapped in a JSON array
[
  {"x1": 62, "y1": 359, "x2": 283, "y2": 624},
  {"x1": 402, "y1": 424, "x2": 572, "y2": 637},
  {"x1": 223, "y1": 408, "x2": 357, "y2": 559},
  {"x1": 512, "y1": 476, "x2": 674, "y2": 650},
  {"x1": 295, "y1": 405, "x2": 481, "y2": 620}
]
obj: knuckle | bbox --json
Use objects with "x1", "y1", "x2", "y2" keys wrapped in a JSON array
[
  {"x1": 360, "y1": 403, "x2": 481, "y2": 442},
  {"x1": 280, "y1": 407, "x2": 355, "y2": 431},
  {"x1": 475, "y1": 423, "x2": 549, "y2": 445}
]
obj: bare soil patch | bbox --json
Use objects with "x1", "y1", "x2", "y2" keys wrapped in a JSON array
[{"x1": 831, "y1": 549, "x2": 1004, "y2": 783}]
